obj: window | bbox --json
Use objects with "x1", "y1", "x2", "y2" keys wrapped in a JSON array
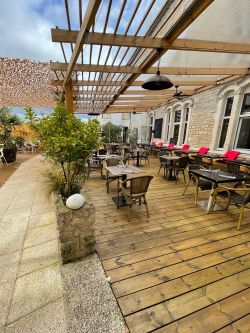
[
  {"x1": 173, "y1": 110, "x2": 181, "y2": 142},
  {"x1": 183, "y1": 108, "x2": 189, "y2": 143},
  {"x1": 154, "y1": 118, "x2": 163, "y2": 139},
  {"x1": 218, "y1": 96, "x2": 234, "y2": 148},
  {"x1": 235, "y1": 93, "x2": 250, "y2": 150}
]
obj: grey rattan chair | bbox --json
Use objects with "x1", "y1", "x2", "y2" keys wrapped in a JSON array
[
  {"x1": 119, "y1": 175, "x2": 153, "y2": 221},
  {"x1": 183, "y1": 164, "x2": 212, "y2": 205}
]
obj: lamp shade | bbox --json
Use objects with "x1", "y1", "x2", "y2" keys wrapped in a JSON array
[
  {"x1": 142, "y1": 70, "x2": 173, "y2": 90},
  {"x1": 88, "y1": 111, "x2": 100, "y2": 116}
]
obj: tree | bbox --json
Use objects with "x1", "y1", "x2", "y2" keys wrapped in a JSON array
[
  {"x1": 25, "y1": 104, "x2": 100, "y2": 202},
  {"x1": 102, "y1": 122, "x2": 122, "y2": 143}
]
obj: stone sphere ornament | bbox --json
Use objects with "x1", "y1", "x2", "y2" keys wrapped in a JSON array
[{"x1": 66, "y1": 194, "x2": 85, "y2": 210}]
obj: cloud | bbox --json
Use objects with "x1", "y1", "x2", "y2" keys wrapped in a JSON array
[{"x1": 0, "y1": 0, "x2": 66, "y2": 61}]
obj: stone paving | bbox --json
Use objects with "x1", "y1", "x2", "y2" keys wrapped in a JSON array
[{"x1": 0, "y1": 155, "x2": 126, "y2": 333}]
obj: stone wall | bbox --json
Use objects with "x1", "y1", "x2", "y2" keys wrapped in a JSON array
[
  {"x1": 188, "y1": 85, "x2": 221, "y2": 147},
  {"x1": 56, "y1": 192, "x2": 96, "y2": 264}
]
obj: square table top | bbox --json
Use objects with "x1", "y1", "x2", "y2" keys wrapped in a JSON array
[
  {"x1": 105, "y1": 165, "x2": 144, "y2": 176},
  {"x1": 161, "y1": 155, "x2": 181, "y2": 161},
  {"x1": 191, "y1": 168, "x2": 249, "y2": 184}
]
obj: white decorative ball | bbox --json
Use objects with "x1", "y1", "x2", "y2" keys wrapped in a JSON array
[{"x1": 66, "y1": 194, "x2": 84, "y2": 210}]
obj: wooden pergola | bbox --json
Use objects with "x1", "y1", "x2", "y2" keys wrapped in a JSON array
[{"x1": 50, "y1": 0, "x2": 250, "y2": 114}]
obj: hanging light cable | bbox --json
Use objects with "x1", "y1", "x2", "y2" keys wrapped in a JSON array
[
  {"x1": 142, "y1": 50, "x2": 173, "y2": 90},
  {"x1": 88, "y1": 101, "x2": 100, "y2": 116}
]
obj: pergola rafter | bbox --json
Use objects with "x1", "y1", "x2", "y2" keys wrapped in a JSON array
[
  {"x1": 50, "y1": 0, "x2": 248, "y2": 114},
  {"x1": 52, "y1": 29, "x2": 250, "y2": 55}
]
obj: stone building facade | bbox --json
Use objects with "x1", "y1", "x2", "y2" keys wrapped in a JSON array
[{"x1": 145, "y1": 75, "x2": 250, "y2": 158}]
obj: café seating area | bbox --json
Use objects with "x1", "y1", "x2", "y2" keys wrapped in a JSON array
[{"x1": 85, "y1": 149, "x2": 250, "y2": 333}]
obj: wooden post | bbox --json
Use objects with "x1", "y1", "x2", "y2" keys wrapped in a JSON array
[{"x1": 65, "y1": 79, "x2": 74, "y2": 114}]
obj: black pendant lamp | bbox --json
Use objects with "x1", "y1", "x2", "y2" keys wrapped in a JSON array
[
  {"x1": 88, "y1": 101, "x2": 100, "y2": 116},
  {"x1": 142, "y1": 53, "x2": 173, "y2": 90}
]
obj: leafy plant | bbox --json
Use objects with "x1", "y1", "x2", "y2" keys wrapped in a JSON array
[
  {"x1": 102, "y1": 122, "x2": 122, "y2": 143},
  {"x1": 25, "y1": 104, "x2": 100, "y2": 202},
  {"x1": 0, "y1": 107, "x2": 22, "y2": 148}
]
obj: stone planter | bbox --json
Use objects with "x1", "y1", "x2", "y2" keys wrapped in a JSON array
[{"x1": 55, "y1": 191, "x2": 96, "y2": 264}]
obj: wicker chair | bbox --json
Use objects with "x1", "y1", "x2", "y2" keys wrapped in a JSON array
[
  {"x1": 183, "y1": 165, "x2": 212, "y2": 205},
  {"x1": 226, "y1": 161, "x2": 241, "y2": 175},
  {"x1": 165, "y1": 156, "x2": 189, "y2": 183},
  {"x1": 105, "y1": 157, "x2": 121, "y2": 193},
  {"x1": 208, "y1": 185, "x2": 250, "y2": 230},
  {"x1": 98, "y1": 148, "x2": 107, "y2": 155},
  {"x1": 119, "y1": 175, "x2": 153, "y2": 221},
  {"x1": 139, "y1": 148, "x2": 150, "y2": 165},
  {"x1": 158, "y1": 150, "x2": 169, "y2": 176},
  {"x1": 87, "y1": 158, "x2": 103, "y2": 178}
]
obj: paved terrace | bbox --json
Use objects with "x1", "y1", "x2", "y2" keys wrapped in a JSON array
[{"x1": 0, "y1": 156, "x2": 125, "y2": 333}]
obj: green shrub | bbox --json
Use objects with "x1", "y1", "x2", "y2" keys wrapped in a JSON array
[{"x1": 25, "y1": 104, "x2": 100, "y2": 202}]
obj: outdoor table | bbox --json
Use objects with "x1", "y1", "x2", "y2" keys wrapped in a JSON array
[
  {"x1": 190, "y1": 168, "x2": 249, "y2": 211},
  {"x1": 161, "y1": 155, "x2": 181, "y2": 181},
  {"x1": 132, "y1": 148, "x2": 145, "y2": 167},
  {"x1": 105, "y1": 165, "x2": 144, "y2": 207},
  {"x1": 227, "y1": 159, "x2": 250, "y2": 167}
]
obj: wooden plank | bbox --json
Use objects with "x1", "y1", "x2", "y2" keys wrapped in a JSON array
[
  {"x1": 111, "y1": 243, "x2": 250, "y2": 298},
  {"x1": 153, "y1": 289, "x2": 250, "y2": 333},
  {"x1": 216, "y1": 314, "x2": 250, "y2": 333},
  {"x1": 118, "y1": 255, "x2": 250, "y2": 316},
  {"x1": 51, "y1": 62, "x2": 248, "y2": 75},
  {"x1": 125, "y1": 270, "x2": 250, "y2": 333},
  {"x1": 62, "y1": 0, "x2": 101, "y2": 86},
  {"x1": 52, "y1": 29, "x2": 250, "y2": 54},
  {"x1": 106, "y1": 232, "x2": 250, "y2": 283}
]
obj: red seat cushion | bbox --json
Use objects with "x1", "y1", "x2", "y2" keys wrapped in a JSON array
[
  {"x1": 198, "y1": 147, "x2": 209, "y2": 155},
  {"x1": 158, "y1": 140, "x2": 164, "y2": 147},
  {"x1": 167, "y1": 143, "x2": 175, "y2": 148},
  {"x1": 223, "y1": 150, "x2": 240, "y2": 160},
  {"x1": 181, "y1": 144, "x2": 190, "y2": 152},
  {"x1": 151, "y1": 140, "x2": 156, "y2": 145}
]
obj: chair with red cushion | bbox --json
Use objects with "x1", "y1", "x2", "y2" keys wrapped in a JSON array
[
  {"x1": 157, "y1": 139, "x2": 164, "y2": 147},
  {"x1": 224, "y1": 150, "x2": 241, "y2": 160},
  {"x1": 181, "y1": 144, "x2": 190, "y2": 152},
  {"x1": 167, "y1": 143, "x2": 175, "y2": 149},
  {"x1": 197, "y1": 147, "x2": 209, "y2": 155},
  {"x1": 151, "y1": 139, "x2": 156, "y2": 146},
  {"x1": 216, "y1": 150, "x2": 241, "y2": 164}
]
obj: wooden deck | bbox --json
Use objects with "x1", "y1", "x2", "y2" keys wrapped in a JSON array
[{"x1": 85, "y1": 156, "x2": 250, "y2": 333}]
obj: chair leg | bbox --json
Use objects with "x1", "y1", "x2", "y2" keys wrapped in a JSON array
[
  {"x1": 144, "y1": 197, "x2": 150, "y2": 218},
  {"x1": 106, "y1": 172, "x2": 109, "y2": 193},
  {"x1": 194, "y1": 184, "x2": 199, "y2": 206},
  {"x1": 183, "y1": 180, "x2": 190, "y2": 195},
  {"x1": 158, "y1": 165, "x2": 162, "y2": 175},
  {"x1": 237, "y1": 206, "x2": 244, "y2": 230},
  {"x1": 183, "y1": 171, "x2": 186, "y2": 183}
]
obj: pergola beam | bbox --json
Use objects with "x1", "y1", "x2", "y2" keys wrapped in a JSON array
[
  {"x1": 51, "y1": 80, "x2": 215, "y2": 87},
  {"x1": 51, "y1": 29, "x2": 250, "y2": 55},
  {"x1": 62, "y1": 0, "x2": 101, "y2": 87},
  {"x1": 51, "y1": 62, "x2": 248, "y2": 76}
]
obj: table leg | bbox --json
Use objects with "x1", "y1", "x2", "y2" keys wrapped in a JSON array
[{"x1": 136, "y1": 152, "x2": 140, "y2": 167}]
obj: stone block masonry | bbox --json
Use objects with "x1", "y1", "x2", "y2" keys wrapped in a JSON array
[{"x1": 56, "y1": 192, "x2": 96, "y2": 264}]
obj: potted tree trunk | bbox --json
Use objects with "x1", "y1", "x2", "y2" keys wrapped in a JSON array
[
  {"x1": 25, "y1": 104, "x2": 100, "y2": 263},
  {"x1": 0, "y1": 107, "x2": 22, "y2": 163}
]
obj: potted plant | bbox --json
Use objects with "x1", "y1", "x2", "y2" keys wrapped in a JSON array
[
  {"x1": 0, "y1": 107, "x2": 22, "y2": 163},
  {"x1": 25, "y1": 104, "x2": 100, "y2": 263}
]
